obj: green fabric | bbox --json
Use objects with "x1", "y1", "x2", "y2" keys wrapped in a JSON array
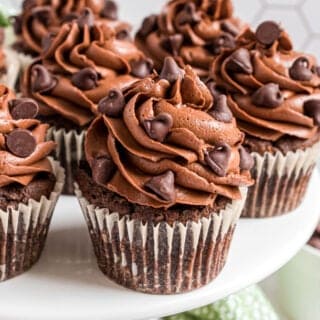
[
  {"x1": 0, "y1": 11, "x2": 9, "y2": 27},
  {"x1": 165, "y1": 286, "x2": 279, "y2": 320}
]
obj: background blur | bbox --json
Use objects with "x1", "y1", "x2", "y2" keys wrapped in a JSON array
[{"x1": 1, "y1": 0, "x2": 320, "y2": 60}]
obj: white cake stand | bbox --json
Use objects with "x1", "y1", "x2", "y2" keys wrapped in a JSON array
[{"x1": 0, "y1": 172, "x2": 319, "y2": 320}]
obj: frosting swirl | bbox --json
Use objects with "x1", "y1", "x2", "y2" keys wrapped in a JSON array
[
  {"x1": 211, "y1": 22, "x2": 320, "y2": 143},
  {"x1": 22, "y1": 16, "x2": 153, "y2": 127},
  {"x1": 0, "y1": 85, "x2": 56, "y2": 187},
  {"x1": 12, "y1": 0, "x2": 131, "y2": 56},
  {"x1": 135, "y1": 0, "x2": 246, "y2": 78},
  {"x1": 85, "y1": 58, "x2": 253, "y2": 209}
]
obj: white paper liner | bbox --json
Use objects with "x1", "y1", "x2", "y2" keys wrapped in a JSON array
[
  {"x1": 0, "y1": 159, "x2": 65, "y2": 281},
  {"x1": 75, "y1": 183, "x2": 247, "y2": 294},
  {"x1": 243, "y1": 141, "x2": 320, "y2": 218},
  {"x1": 0, "y1": 48, "x2": 21, "y2": 91},
  {"x1": 47, "y1": 127, "x2": 86, "y2": 194}
]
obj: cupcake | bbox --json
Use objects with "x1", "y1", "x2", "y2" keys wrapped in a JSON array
[
  {"x1": 21, "y1": 11, "x2": 153, "y2": 194},
  {"x1": 135, "y1": 0, "x2": 246, "y2": 79},
  {"x1": 0, "y1": 84, "x2": 64, "y2": 281},
  {"x1": 0, "y1": 27, "x2": 21, "y2": 90},
  {"x1": 211, "y1": 21, "x2": 320, "y2": 218},
  {"x1": 11, "y1": 0, "x2": 131, "y2": 70},
  {"x1": 75, "y1": 57, "x2": 253, "y2": 294}
]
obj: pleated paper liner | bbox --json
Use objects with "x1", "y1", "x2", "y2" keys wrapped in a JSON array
[
  {"x1": 75, "y1": 184, "x2": 247, "y2": 294},
  {"x1": 242, "y1": 142, "x2": 320, "y2": 218},
  {"x1": 47, "y1": 127, "x2": 85, "y2": 195},
  {"x1": 0, "y1": 48, "x2": 21, "y2": 91},
  {"x1": 0, "y1": 159, "x2": 64, "y2": 281}
]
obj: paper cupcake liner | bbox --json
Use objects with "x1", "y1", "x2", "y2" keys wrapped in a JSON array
[
  {"x1": 0, "y1": 159, "x2": 65, "y2": 281},
  {"x1": 242, "y1": 142, "x2": 320, "y2": 218},
  {"x1": 75, "y1": 184, "x2": 247, "y2": 294},
  {"x1": 47, "y1": 127, "x2": 86, "y2": 195},
  {"x1": 0, "y1": 48, "x2": 21, "y2": 91}
]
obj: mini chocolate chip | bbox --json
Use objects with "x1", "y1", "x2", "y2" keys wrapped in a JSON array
[
  {"x1": 42, "y1": 32, "x2": 56, "y2": 52},
  {"x1": 289, "y1": 57, "x2": 313, "y2": 81},
  {"x1": 255, "y1": 21, "x2": 281, "y2": 46},
  {"x1": 211, "y1": 33, "x2": 235, "y2": 55},
  {"x1": 130, "y1": 58, "x2": 154, "y2": 78},
  {"x1": 31, "y1": 65, "x2": 57, "y2": 94},
  {"x1": 239, "y1": 146, "x2": 254, "y2": 171},
  {"x1": 98, "y1": 89, "x2": 125, "y2": 117},
  {"x1": 11, "y1": 16, "x2": 22, "y2": 35},
  {"x1": 92, "y1": 156, "x2": 116, "y2": 185},
  {"x1": 206, "y1": 81, "x2": 226, "y2": 100},
  {"x1": 6, "y1": 129, "x2": 36, "y2": 158},
  {"x1": 226, "y1": 48, "x2": 253, "y2": 74},
  {"x1": 221, "y1": 21, "x2": 239, "y2": 37},
  {"x1": 145, "y1": 171, "x2": 176, "y2": 202},
  {"x1": 9, "y1": 98, "x2": 39, "y2": 120},
  {"x1": 138, "y1": 14, "x2": 158, "y2": 37},
  {"x1": 176, "y1": 3, "x2": 201, "y2": 26},
  {"x1": 159, "y1": 57, "x2": 184, "y2": 83},
  {"x1": 161, "y1": 34, "x2": 184, "y2": 56},
  {"x1": 143, "y1": 113, "x2": 173, "y2": 142},
  {"x1": 77, "y1": 8, "x2": 94, "y2": 29},
  {"x1": 304, "y1": 99, "x2": 320, "y2": 126},
  {"x1": 204, "y1": 143, "x2": 231, "y2": 177},
  {"x1": 116, "y1": 29, "x2": 131, "y2": 40},
  {"x1": 71, "y1": 67, "x2": 99, "y2": 90},
  {"x1": 209, "y1": 95, "x2": 233, "y2": 123},
  {"x1": 101, "y1": 0, "x2": 118, "y2": 20},
  {"x1": 252, "y1": 83, "x2": 283, "y2": 108}
]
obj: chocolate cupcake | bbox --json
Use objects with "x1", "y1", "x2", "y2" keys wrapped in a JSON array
[
  {"x1": 135, "y1": 0, "x2": 246, "y2": 79},
  {"x1": 211, "y1": 21, "x2": 320, "y2": 218},
  {"x1": 22, "y1": 12, "x2": 153, "y2": 194},
  {"x1": 11, "y1": 0, "x2": 131, "y2": 70},
  {"x1": 0, "y1": 84, "x2": 64, "y2": 281},
  {"x1": 75, "y1": 58, "x2": 253, "y2": 294}
]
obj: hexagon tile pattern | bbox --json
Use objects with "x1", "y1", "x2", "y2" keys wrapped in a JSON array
[{"x1": 0, "y1": 0, "x2": 320, "y2": 58}]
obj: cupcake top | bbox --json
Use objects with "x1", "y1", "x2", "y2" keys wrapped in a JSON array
[
  {"x1": 211, "y1": 21, "x2": 320, "y2": 154},
  {"x1": 85, "y1": 57, "x2": 253, "y2": 209},
  {"x1": 135, "y1": 0, "x2": 246, "y2": 78},
  {"x1": 22, "y1": 10, "x2": 153, "y2": 128},
  {"x1": 0, "y1": 85, "x2": 56, "y2": 188},
  {"x1": 12, "y1": 0, "x2": 131, "y2": 56}
]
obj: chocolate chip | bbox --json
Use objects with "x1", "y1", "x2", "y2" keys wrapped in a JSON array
[
  {"x1": 101, "y1": 0, "x2": 118, "y2": 20},
  {"x1": 145, "y1": 171, "x2": 176, "y2": 202},
  {"x1": 116, "y1": 29, "x2": 131, "y2": 41},
  {"x1": 6, "y1": 129, "x2": 36, "y2": 158},
  {"x1": 31, "y1": 65, "x2": 57, "y2": 94},
  {"x1": 138, "y1": 14, "x2": 158, "y2": 37},
  {"x1": 226, "y1": 48, "x2": 253, "y2": 74},
  {"x1": 304, "y1": 99, "x2": 320, "y2": 126},
  {"x1": 143, "y1": 113, "x2": 173, "y2": 142},
  {"x1": 159, "y1": 57, "x2": 184, "y2": 83},
  {"x1": 206, "y1": 81, "x2": 226, "y2": 100},
  {"x1": 161, "y1": 34, "x2": 184, "y2": 56},
  {"x1": 92, "y1": 156, "x2": 116, "y2": 185},
  {"x1": 71, "y1": 67, "x2": 99, "y2": 90},
  {"x1": 9, "y1": 98, "x2": 39, "y2": 120},
  {"x1": 42, "y1": 32, "x2": 56, "y2": 53},
  {"x1": 239, "y1": 146, "x2": 254, "y2": 171},
  {"x1": 221, "y1": 21, "x2": 239, "y2": 37},
  {"x1": 289, "y1": 57, "x2": 313, "y2": 81},
  {"x1": 204, "y1": 143, "x2": 231, "y2": 177},
  {"x1": 11, "y1": 16, "x2": 22, "y2": 35},
  {"x1": 255, "y1": 21, "x2": 281, "y2": 46},
  {"x1": 209, "y1": 95, "x2": 233, "y2": 123},
  {"x1": 211, "y1": 33, "x2": 235, "y2": 55},
  {"x1": 77, "y1": 7, "x2": 94, "y2": 29},
  {"x1": 98, "y1": 89, "x2": 125, "y2": 117},
  {"x1": 252, "y1": 83, "x2": 283, "y2": 108},
  {"x1": 130, "y1": 58, "x2": 154, "y2": 78},
  {"x1": 176, "y1": 3, "x2": 201, "y2": 26}
]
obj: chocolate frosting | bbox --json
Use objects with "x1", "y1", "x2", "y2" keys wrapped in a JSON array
[
  {"x1": 85, "y1": 60, "x2": 253, "y2": 209},
  {"x1": 212, "y1": 24, "x2": 320, "y2": 142},
  {"x1": 22, "y1": 19, "x2": 152, "y2": 127},
  {"x1": 135, "y1": 0, "x2": 246, "y2": 78},
  {"x1": 12, "y1": 0, "x2": 131, "y2": 56},
  {"x1": 0, "y1": 85, "x2": 56, "y2": 187}
]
